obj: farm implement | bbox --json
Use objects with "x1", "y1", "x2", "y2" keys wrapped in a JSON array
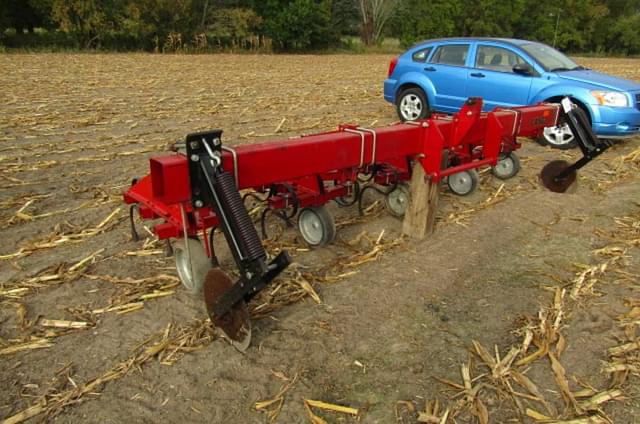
[{"x1": 124, "y1": 97, "x2": 610, "y2": 350}]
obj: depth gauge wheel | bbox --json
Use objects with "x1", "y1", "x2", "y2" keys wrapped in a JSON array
[
  {"x1": 491, "y1": 152, "x2": 521, "y2": 180},
  {"x1": 172, "y1": 238, "x2": 211, "y2": 294},
  {"x1": 447, "y1": 169, "x2": 479, "y2": 196},
  {"x1": 297, "y1": 206, "x2": 336, "y2": 247},
  {"x1": 384, "y1": 183, "x2": 411, "y2": 218}
]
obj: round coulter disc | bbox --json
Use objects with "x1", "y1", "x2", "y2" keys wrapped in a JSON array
[
  {"x1": 203, "y1": 268, "x2": 251, "y2": 352},
  {"x1": 540, "y1": 160, "x2": 577, "y2": 193}
]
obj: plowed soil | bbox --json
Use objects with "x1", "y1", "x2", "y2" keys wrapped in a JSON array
[{"x1": 1, "y1": 54, "x2": 639, "y2": 423}]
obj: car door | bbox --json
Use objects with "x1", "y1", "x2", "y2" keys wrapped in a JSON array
[
  {"x1": 466, "y1": 44, "x2": 534, "y2": 111},
  {"x1": 425, "y1": 43, "x2": 470, "y2": 112}
]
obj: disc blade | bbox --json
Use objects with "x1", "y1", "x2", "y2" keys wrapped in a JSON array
[
  {"x1": 540, "y1": 160, "x2": 577, "y2": 193},
  {"x1": 203, "y1": 268, "x2": 252, "y2": 351}
]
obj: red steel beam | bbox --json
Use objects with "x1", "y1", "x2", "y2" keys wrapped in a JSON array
[{"x1": 124, "y1": 99, "x2": 561, "y2": 240}]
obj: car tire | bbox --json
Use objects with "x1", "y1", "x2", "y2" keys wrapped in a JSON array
[
  {"x1": 536, "y1": 102, "x2": 591, "y2": 150},
  {"x1": 396, "y1": 88, "x2": 429, "y2": 121}
]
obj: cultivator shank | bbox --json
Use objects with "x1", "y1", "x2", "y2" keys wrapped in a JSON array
[{"x1": 124, "y1": 97, "x2": 606, "y2": 350}]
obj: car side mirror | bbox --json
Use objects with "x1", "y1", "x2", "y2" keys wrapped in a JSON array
[{"x1": 513, "y1": 63, "x2": 534, "y2": 76}]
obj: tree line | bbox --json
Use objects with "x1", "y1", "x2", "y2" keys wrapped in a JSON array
[{"x1": 1, "y1": 0, "x2": 639, "y2": 54}]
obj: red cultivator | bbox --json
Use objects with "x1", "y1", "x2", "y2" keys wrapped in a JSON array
[{"x1": 124, "y1": 97, "x2": 609, "y2": 350}]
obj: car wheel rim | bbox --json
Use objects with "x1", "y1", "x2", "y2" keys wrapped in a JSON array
[
  {"x1": 299, "y1": 210, "x2": 323, "y2": 245},
  {"x1": 400, "y1": 94, "x2": 422, "y2": 120},
  {"x1": 543, "y1": 123, "x2": 574, "y2": 146},
  {"x1": 449, "y1": 172, "x2": 472, "y2": 194}
]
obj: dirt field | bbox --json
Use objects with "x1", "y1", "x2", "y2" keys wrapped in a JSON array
[{"x1": 0, "y1": 53, "x2": 639, "y2": 424}]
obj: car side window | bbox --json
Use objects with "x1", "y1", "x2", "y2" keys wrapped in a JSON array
[
  {"x1": 430, "y1": 44, "x2": 469, "y2": 66},
  {"x1": 412, "y1": 47, "x2": 432, "y2": 63},
  {"x1": 476, "y1": 45, "x2": 527, "y2": 73}
]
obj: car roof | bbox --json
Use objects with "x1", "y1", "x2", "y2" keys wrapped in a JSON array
[{"x1": 411, "y1": 37, "x2": 533, "y2": 50}]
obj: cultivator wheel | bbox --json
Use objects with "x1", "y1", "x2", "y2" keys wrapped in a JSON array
[
  {"x1": 384, "y1": 183, "x2": 411, "y2": 218},
  {"x1": 297, "y1": 206, "x2": 336, "y2": 247},
  {"x1": 447, "y1": 169, "x2": 479, "y2": 196},
  {"x1": 492, "y1": 152, "x2": 521, "y2": 180},
  {"x1": 539, "y1": 160, "x2": 578, "y2": 193},
  {"x1": 203, "y1": 268, "x2": 252, "y2": 352},
  {"x1": 172, "y1": 238, "x2": 211, "y2": 294}
]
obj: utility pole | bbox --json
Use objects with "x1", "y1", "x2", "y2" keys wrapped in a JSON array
[{"x1": 552, "y1": 9, "x2": 560, "y2": 47}]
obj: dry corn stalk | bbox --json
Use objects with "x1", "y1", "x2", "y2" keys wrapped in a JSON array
[
  {"x1": 254, "y1": 373, "x2": 298, "y2": 422},
  {"x1": 4, "y1": 319, "x2": 214, "y2": 423}
]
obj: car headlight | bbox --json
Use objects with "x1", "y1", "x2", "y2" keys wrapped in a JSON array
[{"x1": 591, "y1": 90, "x2": 628, "y2": 107}]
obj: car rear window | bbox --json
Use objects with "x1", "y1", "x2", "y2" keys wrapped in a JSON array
[
  {"x1": 412, "y1": 47, "x2": 432, "y2": 62},
  {"x1": 430, "y1": 44, "x2": 469, "y2": 66},
  {"x1": 475, "y1": 45, "x2": 526, "y2": 73}
]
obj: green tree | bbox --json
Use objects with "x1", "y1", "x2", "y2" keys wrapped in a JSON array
[
  {"x1": 51, "y1": 0, "x2": 125, "y2": 48},
  {"x1": 460, "y1": 0, "x2": 526, "y2": 37},
  {"x1": 591, "y1": 0, "x2": 640, "y2": 53},
  {"x1": 391, "y1": 0, "x2": 463, "y2": 48},
  {"x1": 206, "y1": 7, "x2": 262, "y2": 46},
  {"x1": 357, "y1": 0, "x2": 399, "y2": 45},
  {"x1": 263, "y1": 0, "x2": 338, "y2": 51},
  {"x1": 2, "y1": 0, "x2": 53, "y2": 33}
]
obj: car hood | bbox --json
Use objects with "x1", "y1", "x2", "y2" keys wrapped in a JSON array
[{"x1": 556, "y1": 70, "x2": 640, "y2": 92}]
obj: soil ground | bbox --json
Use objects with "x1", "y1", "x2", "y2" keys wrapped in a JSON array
[{"x1": 0, "y1": 54, "x2": 639, "y2": 423}]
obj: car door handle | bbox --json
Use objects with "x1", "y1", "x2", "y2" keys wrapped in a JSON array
[
  {"x1": 470, "y1": 72, "x2": 485, "y2": 78},
  {"x1": 423, "y1": 66, "x2": 436, "y2": 71}
]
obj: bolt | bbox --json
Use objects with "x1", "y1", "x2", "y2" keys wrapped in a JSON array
[
  {"x1": 467, "y1": 111, "x2": 473, "y2": 116},
  {"x1": 246, "y1": 272, "x2": 253, "y2": 280},
  {"x1": 190, "y1": 141, "x2": 199, "y2": 149},
  {"x1": 190, "y1": 154, "x2": 199, "y2": 162},
  {"x1": 213, "y1": 138, "x2": 221, "y2": 146},
  {"x1": 194, "y1": 200, "x2": 203, "y2": 208}
]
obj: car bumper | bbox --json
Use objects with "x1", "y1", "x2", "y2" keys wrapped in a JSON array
[
  {"x1": 592, "y1": 104, "x2": 640, "y2": 137},
  {"x1": 383, "y1": 78, "x2": 396, "y2": 103}
]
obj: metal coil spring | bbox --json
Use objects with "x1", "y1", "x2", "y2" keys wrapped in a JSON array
[{"x1": 215, "y1": 171, "x2": 266, "y2": 263}]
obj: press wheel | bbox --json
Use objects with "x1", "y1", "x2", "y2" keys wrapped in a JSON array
[
  {"x1": 492, "y1": 153, "x2": 521, "y2": 180},
  {"x1": 447, "y1": 169, "x2": 479, "y2": 196},
  {"x1": 297, "y1": 206, "x2": 336, "y2": 247},
  {"x1": 384, "y1": 183, "x2": 411, "y2": 218}
]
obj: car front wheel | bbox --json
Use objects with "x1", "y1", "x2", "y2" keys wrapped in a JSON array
[
  {"x1": 396, "y1": 88, "x2": 429, "y2": 121},
  {"x1": 538, "y1": 118, "x2": 577, "y2": 149},
  {"x1": 537, "y1": 103, "x2": 593, "y2": 150}
]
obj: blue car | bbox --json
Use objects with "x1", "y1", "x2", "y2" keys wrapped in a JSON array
[{"x1": 384, "y1": 37, "x2": 640, "y2": 148}]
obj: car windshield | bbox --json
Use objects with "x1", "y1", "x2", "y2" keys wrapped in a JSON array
[{"x1": 519, "y1": 42, "x2": 581, "y2": 72}]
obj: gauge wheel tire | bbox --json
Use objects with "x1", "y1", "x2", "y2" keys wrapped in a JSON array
[
  {"x1": 297, "y1": 206, "x2": 336, "y2": 247},
  {"x1": 396, "y1": 88, "x2": 429, "y2": 122},
  {"x1": 173, "y1": 238, "x2": 211, "y2": 294},
  {"x1": 384, "y1": 183, "x2": 411, "y2": 218},
  {"x1": 491, "y1": 152, "x2": 521, "y2": 180},
  {"x1": 447, "y1": 169, "x2": 479, "y2": 196}
]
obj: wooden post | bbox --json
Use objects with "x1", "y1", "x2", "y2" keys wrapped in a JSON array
[{"x1": 402, "y1": 162, "x2": 440, "y2": 239}]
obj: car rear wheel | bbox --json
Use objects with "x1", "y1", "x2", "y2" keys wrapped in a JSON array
[{"x1": 396, "y1": 88, "x2": 429, "y2": 121}]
